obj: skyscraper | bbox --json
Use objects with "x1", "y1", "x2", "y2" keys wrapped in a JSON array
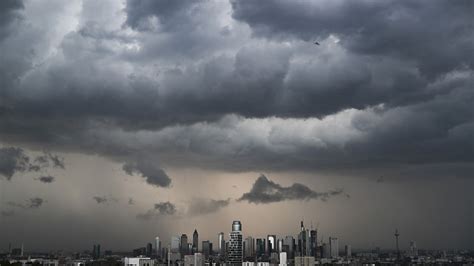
[
  {"x1": 181, "y1": 234, "x2": 189, "y2": 256},
  {"x1": 171, "y1": 236, "x2": 180, "y2": 253},
  {"x1": 228, "y1": 221, "x2": 243, "y2": 264},
  {"x1": 244, "y1": 236, "x2": 255, "y2": 258},
  {"x1": 298, "y1": 221, "x2": 307, "y2": 256},
  {"x1": 284, "y1": 236, "x2": 294, "y2": 259},
  {"x1": 218, "y1": 232, "x2": 225, "y2": 256},
  {"x1": 267, "y1": 235, "x2": 276, "y2": 255},
  {"x1": 193, "y1": 229, "x2": 199, "y2": 253},
  {"x1": 310, "y1": 230, "x2": 317, "y2": 257},
  {"x1": 202, "y1": 240, "x2": 212, "y2": 258},
  {"x1": 256, "y1": 238, "x2": 266, "y2": 258},
  {"x1": 155, "y1": 236, "x2": 161, "y2": 257},
  {"x1": 329, "y1": 237, "x2": 338, "y2": 258},
  {"x1": 344, "y1": 245, "x2": 351, "y2": 258}
]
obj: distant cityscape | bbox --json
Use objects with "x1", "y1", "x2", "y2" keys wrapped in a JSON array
[{"x1": 1, "y1": 220, "x2": 473, "y2": 266}]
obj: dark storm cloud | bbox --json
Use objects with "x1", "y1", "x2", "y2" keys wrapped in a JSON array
[
  {"x1": 0, "y1": 147, "x2": 65, "y2": 180},
  {"x1": 238, "y1": 175, "x2": 344, "y2": 204},
  {"x1": 0, "y1": 0, "x2": 471, "y2": 179},
  {"x1": 125, "y1": 0, "x2": 198, "y2": 32},
  {"x1": 122, "y1": 159, "x2": 171, "y2": 188},
  {"x1": 36, "y1": 175, "x2": 55, "y2": 183},
  {"x1": 0, "y1": 0, "x2": 24, "y2": 39},
  {"x1": 187, "y1": 198, "x2": 231, "y2": 216},
  {"x1": 137, "y1": 201, "x2": 177, "y2": 220},
  {"x1": 8, "y1": 197, "x2": 45, "y2": 209},
  {"x1": 93, "y1": 196, "x2": 108, "y2": 204},
  {"x1": 0, "y1": 147, "x2": 31, "y2": 179},
  {"x1": 231, "y1": 0, "x2": 473, "y2": 77}
]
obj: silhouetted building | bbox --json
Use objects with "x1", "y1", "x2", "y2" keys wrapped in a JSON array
[
  {"x1": 93, "y1": 244, "x2": 101, "y2": 259},
  {"x1": 181, "y1": 234, "x2": 189, "y2": 256},
  {"x1": 228, "y1": 221, "x2": 243, "y2": 264},
  {"x1": 310, "y1": 230, "x2": 317, "y2": 257},
  {"x1": 267, "y1": 235, "x2": 276, "y2": 255},
  {"x1": 345, "y1": 245, "x2": 351, "y2": 258},
  {"x1": 256, "y1": 239, "x2": 266, "y2": 258},
  {"x1": 146, "y1": 242, "x2": 153, "y2": 257},
  {"x1": 193, "y1": 229, "x2": 199, "y2": 253},
  {"x1": 284, "y1": 236, "x2": 295, "y2": 259},
  {"x1": 155, "y1": 236, "x2": 161, "y2": 257},
  {"x1": 329, "y1": 237, "x2": 338, "y2": 258},
  {"x1": 218, "y1": 232, "x2": 225, "y2": 257},
  {"x1": 244, "y1": 236, "x2": 255, "y2": 259},
  {"x1": 171, "y1": 236, "x2": 180, "y2": 253},
  {"x1": 202, "y1": 240, "x2": 212, "y2": 259}
]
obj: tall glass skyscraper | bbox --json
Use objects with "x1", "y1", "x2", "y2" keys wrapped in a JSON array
[
  {"x1": 193, "y1": 229, "x2": 199, "y2": 253},
  {"x1": 228, "y1": 221, "x2": 243, "y2": 264}
]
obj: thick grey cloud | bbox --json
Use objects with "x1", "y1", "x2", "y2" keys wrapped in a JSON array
[
  {"x1": 239, "y1": 174, "x2": 344, "y2": 204},
  {"x1": 1, "y1": 210, "x2": 15, "y2": 217},
  {"x1": 93, "y1": 196, "x2": 108, "y2": 204},
  {"x1": 8, "y1": 197, "x2": 45, "y2": 209},
  {"x1": 36, "y1": 175, "x2": 55, "y2": 183},
  {"x1": 0, "y1": 0, "x2": 23, "y2": 40},
  {"x1": 0, "y1": 147, "x2": 65, "y2": 180},
  {"x1": 137, "y1": 201, "x2": 177, "y2": 220},
  {"x1": 122, "y1": 159, "x2": 171, "y2": 188},
  {"x1": 187, "y1": 198, "x2": 231, "y2": 216},
  {"x1": 231, "y1": 0, "x2": 473, "y2": 78}
]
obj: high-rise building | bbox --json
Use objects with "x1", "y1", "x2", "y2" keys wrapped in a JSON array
[
  {"x1": 277, "y1": 239, "x2": 283, "y2": 253},
  {"x1": 193, "y1": 229, "x2": 199, "y2": 253},
  {"x1": 256, "y1": 239, "x2": 266, "y2": 258},
  {"x1": 92, "y1": 244, "x2": 101, "y2": 259},
  {"x1": 329, "y1": 237, "x2": 338, "y2": 258},
  {"x1": 228, "y1": 221, "x2": 243, "y2": 264},
  {"x1": 284, "y1": 236, "x2": 294, "y2": 259},
  {"x1": 267, "y1": 235, "x2": 276, "y2": 255},
  {"x1": 202, "y1": 240, "x2": 213, "y2": 258},
  {"x1": 344, "y1": 245, "x2": 351, "y2": 258},
  {"x1": 171, "y1": 236, "x2": 181, "y2": 253},
  {"x1": 297, "y1": 221, "x2": 307, "y2": 256},
  {"x1": 146, "y1": 242, "x2": 153, "y2": 257},
  {"x1": 309, "y1": 230, "x2": 317, "y2": 257},
  {"x1": 181, "y1": 234, "x2": 189, "y2": 255},
  {"x1": 218, "y1": 232, "x2": 225, "y2": 256},
  {"x1": 410, "y1": 241, "x2": 418, "y2": 257},
  {"x1": 244, "y1": 236, "x2": 255, "y2": 258},
  {"x1": 155, "y1": 237, "x2": 161, "y2": 257}
]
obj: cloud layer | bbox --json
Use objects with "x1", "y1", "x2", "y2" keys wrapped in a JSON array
[{"x1": 239, "y1": 175, "x2": 344, "y2": 204}]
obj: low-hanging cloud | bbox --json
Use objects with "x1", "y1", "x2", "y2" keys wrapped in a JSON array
[
  {"x1": 238, "y1": 174, "x2": 344, "y2": 204},
  {"x1": 0, "y1": 147, "x2": 65, "y2": 180},
  {"x1": 36, "y1": 175, "x2": 55, "y2": 183},
  {"x1": 8, "y1": 197, "x2": 45, "y2": 209},
  {"x1": 123, "y1": 159, "x2": 171, "y2": 188},
  {"x1": 136, "y1": 201, "x2": 177, "y2": 220}
]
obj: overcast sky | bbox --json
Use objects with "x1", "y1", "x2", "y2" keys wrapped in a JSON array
[{"x1": 0, "y1": 0, "x2": 473, "y2": 252}]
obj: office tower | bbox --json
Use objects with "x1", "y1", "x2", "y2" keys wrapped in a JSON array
[
  {"x1": 345, "y1": 245, "x2": 351, "y2": 258},
  {"x1": 277, "y1": 239, "x2": 283, "y2": 253},
  {"x1": 394, "y1": 229, "x2": 400, "y2": 260},
  {"x1": 193, "y1": 229, "x2": 199, "y2": 253},
  {"x1": 146, "y1": 242, "x2": 153, "y2": 257},
  {"x1": 322, "y1": 243, "x2": 329, "y2": 259},
  {"x1": 245, "y1": 236, "x2": 255, "y2": 258},
  {"x1": 329, "y1": 237, "x2": 338, "y2": 258},
  {"x1": 309, "y1": 230, "x2": 317, "y2": 257},
  {"x1": 202, "y1": 240, "x2": 212, "y2": 258},
  {"x1": 218, "y1": 232, "x2": 225, "y2": 256},
  {"x1": 284, "y1": 236, "x2": 294, "y2": 259},
  {"x1": 410, "y1": 241, "x2": 417, "y2": 257},
  {"x1": 267, "y1": 235, "x2": 276, "y2": 255},
  {"x1": 155, "y1": 237, "x2": 161, "y2": 257},
  {"x1": 181, "y1": 234, "x2": 189, "y2": 255},
  {"x1": 228, "y1": 221, "x2": 243, "y2": 264},
  {"x1": 93, "y1": 244, "x2": 101, "y2": 259},
  {"x1": 298, "y1": 221, "x2": 307, "y2": 256},
  {"x1": 279, "y1": 252, "x2": 287, "y2": 266},
  {"x1": 171, "y1": 236, "x2": 181, "y2": 253},
  {"x1": 256, "y1": 238, "x2": 266, "y2": 258}
]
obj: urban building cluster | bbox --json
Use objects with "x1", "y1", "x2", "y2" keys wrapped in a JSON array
[{"x1": 1, "y1": 220, "x2": 472, "y2": 265}]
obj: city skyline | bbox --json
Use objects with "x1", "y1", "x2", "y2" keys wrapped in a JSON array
[{"x1": 0, "y1": 0, "x2": 473, "y2": 254}]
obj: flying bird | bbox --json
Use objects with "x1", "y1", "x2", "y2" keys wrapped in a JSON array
[{"x1": 314, "y1": 41, "x2": 320, "y2": 45}]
